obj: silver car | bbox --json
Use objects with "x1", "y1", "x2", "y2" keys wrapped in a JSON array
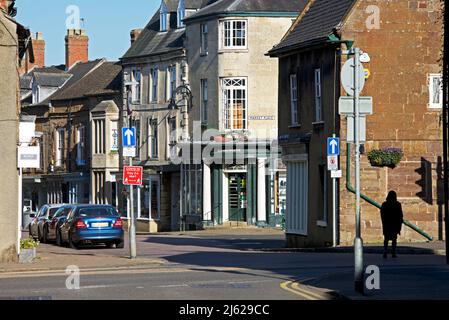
[{"x1": 28, "y1": 204, "x2": 66, "y2": 242}]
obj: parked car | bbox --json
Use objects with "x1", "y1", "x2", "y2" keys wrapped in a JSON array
[
  {"x1": 28, "y1": 204, "x2": 66, "y2": 242},
  {"x1": 44, "y1": 205, "x2": 75, "y2": 245},
  {"x1": 59, "y1": 204, "x2": 124, "y2": 249}
]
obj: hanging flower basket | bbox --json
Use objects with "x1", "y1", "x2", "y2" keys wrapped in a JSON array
[{"x1": 367, "y1": 148, "x2": 403, "y2": 168}]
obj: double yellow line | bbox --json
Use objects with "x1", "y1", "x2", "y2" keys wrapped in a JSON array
[{"x1": 280, "y1": 280, "x2": 328, "y2": 300}]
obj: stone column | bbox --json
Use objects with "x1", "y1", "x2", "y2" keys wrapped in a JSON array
[
  {"x1": 202, "y1": 162, "x2": 211, "y2": 222},
  {"x1": 257, "y1": 158, "x2": 267, "y2": 225}
]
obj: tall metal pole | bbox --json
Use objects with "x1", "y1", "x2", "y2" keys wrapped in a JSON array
[
  {"x1": 443, "y1": 1, "x2": 449, "y2": 265},
  {"x1": 124, "y1": 86, "x2": 137, "y2": 259},
  {"x1": 353, "y1": 48, "x2": 364, "y2": 293},
  {"x1": 332, "y1": 134, "x2": 338, "y2": 247}
]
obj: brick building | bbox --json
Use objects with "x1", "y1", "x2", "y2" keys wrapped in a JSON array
[{"x1": 269, "y1": 0, "x2": 444, "y2": 247}]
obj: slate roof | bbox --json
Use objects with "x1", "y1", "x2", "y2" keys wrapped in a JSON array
[
  {"x1": 268, "y1": 0, "x2": 356, "y2": 56},
  {"x1": 50, "y1": 61, "x2": 122, "y2": 101},
  {"x1": 33, "y1": 72, "x2": 72, "y2": 88},
  {"x1": 121, "y1": 1, "x2": 217, "y2": 60},
  {"x1": 185, "y1": 0, "x2": 309, "y2": 22},
  {"x1": 25, "y1": 59, "x2": 106, "y2": 106}
]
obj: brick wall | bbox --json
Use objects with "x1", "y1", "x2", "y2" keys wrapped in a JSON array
[
  {"x1": 339, "y1": 0, "x2": 444, "y2": 244},
  {"x1": 65, "y1": 29, "x2": 88, "y2": 70}
]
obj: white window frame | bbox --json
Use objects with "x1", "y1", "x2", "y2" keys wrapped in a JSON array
[
  {"x1": 160, "y1": 2, "x2": 168, "y2": 32},
  {"x1": 314, "y1": 68, "x2": 322, "y2": 122},
  {"x1": 76, "y1": 125, "x2": 86, "y2": 166},
  {"x1": 290, "y1": 74, "x2": 298, "y2": 126},
  {"x1": 148, "y1": 118, "x2": 158, "y2": 159},
  {"x1": 169, "y1": 65, "x2": 177, "y2": 99},
  {"x1": 221, "y1": 77, "x2": 247, "y2": 131},
  {"x1": 151, "y1": 68, "x2": 159, "y2": 103},
  {"x1": 177, "y1": 0, "x2": 185, "y2": 28},
  {"x1": 131, "y1": 69, "x2": 142, "y2": 104},
  {"x1": 429, "y1": 73, "x2": 443, "y2": 109},
  {"x1": 220, "y1": 19, "x2": 247, "y2": 50},
  {"x1": 201, "y1": 78, "x2": 208, "y2": 124},
  {"x1": 200, "y1": 23, "x2": 208, "y2": 55},
  {"x1": 55, "y1": 128, "x2": 65, "y2": 167}
]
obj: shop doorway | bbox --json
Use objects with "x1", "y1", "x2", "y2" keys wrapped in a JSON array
[{"x1": 228, "y1": 173, "x2": 247, "y2": 222}]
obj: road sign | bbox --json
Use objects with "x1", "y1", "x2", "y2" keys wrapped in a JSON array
[
  {"x1": 123, "y1": 166, "x2": 143, "y2": 185},
  {"x1": 328, "y1": 155, "x2": 338, "y2": 171},
  {"x1": 331, "y1": 170, "x2": 342, "y2": 179},
  {"x1": 122, "y1": 127, "x2": 136, "y2": 148},
  {"x1": 327, "y1": 137, "x2": 340, "y2": 156},
  {"x1": 339, "y1": 96, "x2": 373, "y2": 115},
  {"x1": 341, "y1": 58, "x2": 366, "y2": 96},
  {"x1": 346, "y1": 115, "x2": 367, "y2": 143},
  {"x1": 17, "y1": 146, "x2": 40, "y2": 168}
]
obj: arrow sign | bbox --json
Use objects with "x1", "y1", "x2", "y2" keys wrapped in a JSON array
[
  {"x1": 328, "y1": 137, "x2": 340, "y2": 156},
  {"x1": 122, "y1": 127, "x2": 136, "y2": 148}
]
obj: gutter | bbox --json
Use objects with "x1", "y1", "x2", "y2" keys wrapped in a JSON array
[{"x1": 345, "y1": 143, "x2": 433, "y2": 241}]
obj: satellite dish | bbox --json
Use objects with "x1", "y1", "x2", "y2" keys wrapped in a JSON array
[{"x1": 360, "y1": 52, "x2": 371, "y2": 63}]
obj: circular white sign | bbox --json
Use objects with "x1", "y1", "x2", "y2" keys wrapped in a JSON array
[{"x1": 341, "y1": 58, "x2": 366, "y2": 96}]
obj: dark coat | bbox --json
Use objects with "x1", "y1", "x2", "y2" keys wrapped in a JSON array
[{"x1": 380, "y1": 200, "x2": 404, "y2": 238}]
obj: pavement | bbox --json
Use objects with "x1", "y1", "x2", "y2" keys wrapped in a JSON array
[{"x1": 0, "y1": 229, "x2": 447, "y2": 300}]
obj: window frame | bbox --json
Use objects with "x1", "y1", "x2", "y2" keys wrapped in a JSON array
[
  {"x1": 200, "y1": 23, "x2": 208, "y2": 55},
  {"x1": 177, "y1": 0, "x2": 185, "y2": 28},
  {"x1": 314, "y1": 68, "x2": 322, "y2": 122},
  {"x1": 148, "y1": 118, "x2": 159, "y2": 159},
  {"x1": 55, "y1": 128, "x2": 65, "y2": 167},
  {"x1": 428, "y1": 73, "x2": 443, "y2": 109},
  {"x1": 201, "y1": 78, "x2": 208, "y2": 124},
  {"x1": 289, "y1": 74, "x2": 298, "y2": 126},
  {"x1": 160, "y1": 2, "x2": 168, "y2": 32},
  {"x1": 151, "y1": 68, "x2": 159, "y2": 103},
  {"x1": 221, "y1": 77, "x2": 248, "y2": 131},
  {"x1": 76, "y1": 125, "x2": 86, "y2": 166},
  {"x1": 220, "y1": 19, "x2": 248, "y2": 50},
  {"x1": 131, "y1": 68, "x2": 142, "y2": 104}
]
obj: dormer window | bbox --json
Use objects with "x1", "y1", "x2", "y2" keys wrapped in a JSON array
[
  {"x1": 160, "y1": 1, "x2": 168, "y2": 32},
  {"x1": 177, "y1": 0, "x2": 185, "y2": 28}
]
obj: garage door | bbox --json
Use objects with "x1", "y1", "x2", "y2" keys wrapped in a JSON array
[{"x1": 286, "y1": 161, "x2": 308, "y2": 235}]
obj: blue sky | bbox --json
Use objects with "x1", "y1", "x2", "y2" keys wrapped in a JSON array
[{"x1": 16, "y1": 0, "x2": 160, "y2": 66}]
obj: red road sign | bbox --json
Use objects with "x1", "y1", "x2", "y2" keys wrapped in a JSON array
[{"x1": 123, "y1": 166, "x2": 143, "y2": 185}]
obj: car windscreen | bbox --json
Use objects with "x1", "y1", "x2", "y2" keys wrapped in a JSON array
[
  {"x1": 48, "y1": 208, "x2": 60, "y2": 219},
  {"x1": 53, "y1": 207, "x2": 72, "y2": 218},
  {"x1": 76, "y1": 207, "x2": 119, "y2": 218}
]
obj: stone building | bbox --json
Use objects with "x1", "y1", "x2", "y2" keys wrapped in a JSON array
[
  {"x1": 120, "y1": 0, "x2": 216, "y2": 232},
  {"x1": 0, "y1": 0, "x2": 33, "y2": 262},
  {"x1": 269, "y1": 0, "x2": 444, "y2": 247},
  {"x1": 183, "y1": 0, "x2": 309, "y2": 228},
  {"x1": 21, "y1": 29, "x2": 122, "y2": 211}
]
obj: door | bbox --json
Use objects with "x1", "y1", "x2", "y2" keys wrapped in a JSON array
[
  {"x1": 228, "y1": 173, "x2": 247, "y2": 221},
  {"x1": 171, "y1": 173, "x2": 181, "y2": 231}
]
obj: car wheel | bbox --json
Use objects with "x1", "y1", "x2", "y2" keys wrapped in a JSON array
[
  {"x1": 42, "y1": 227, "x2": 48, "y2": 244},
  {"x1": 28, "y1": 225, "x2": 33, "y2": 238},
  {"x1": 68, "y1": 233, "x2": 79, "y2": 250},
  {"x1": 116, "y1": 240, "x2": 124, "y2": 249},
  {"x1": 107, "y1": 242, "x2": 115, "y2": 249},
  {"x1": 56, "y1": 231, "x2": 62, "y2": 246}
]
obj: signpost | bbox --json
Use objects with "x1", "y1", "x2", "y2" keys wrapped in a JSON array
[
  {"x1": 328, "y1": 136, "x2": 340, "y2": 248},
  {"x1": 122, "y1": 127, "x2": 137, "y2": 259}
]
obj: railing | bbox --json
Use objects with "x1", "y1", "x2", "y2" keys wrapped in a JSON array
[{"x1": 346, "y1": 143, "x2": 433, "y2": 241}]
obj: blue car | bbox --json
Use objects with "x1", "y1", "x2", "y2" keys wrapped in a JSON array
[{"x1": 59, "y1": 205, "x2": 124, "y2": 249}]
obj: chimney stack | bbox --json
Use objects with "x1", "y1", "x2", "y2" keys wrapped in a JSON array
[
  {"x1": 32, "y1": 32, "x2": 45, "y2": 68},
  {"x1": 65, "y1": 29, "x2": 89, "y2": 70},
  {"x1": 130, "y1": 29, "x2": 143, "y2": 44}
]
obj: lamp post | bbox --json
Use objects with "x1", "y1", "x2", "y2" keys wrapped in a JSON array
[{"x1": 168, "y1": 84, "x2": 192, "y2": 232}]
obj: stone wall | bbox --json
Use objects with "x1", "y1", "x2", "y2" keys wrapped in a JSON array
[{"x1": 339, "y1": 0, "x2": 444, "y2": 244}]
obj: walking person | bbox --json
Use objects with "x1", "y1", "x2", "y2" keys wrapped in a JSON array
[{"x1": 380, "y1": 191, "x2": 404, "y2": 258}]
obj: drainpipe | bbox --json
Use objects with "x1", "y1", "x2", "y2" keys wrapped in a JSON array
[{"x1": 345, "y1": 143, "x2": 433, "y2": 241}]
